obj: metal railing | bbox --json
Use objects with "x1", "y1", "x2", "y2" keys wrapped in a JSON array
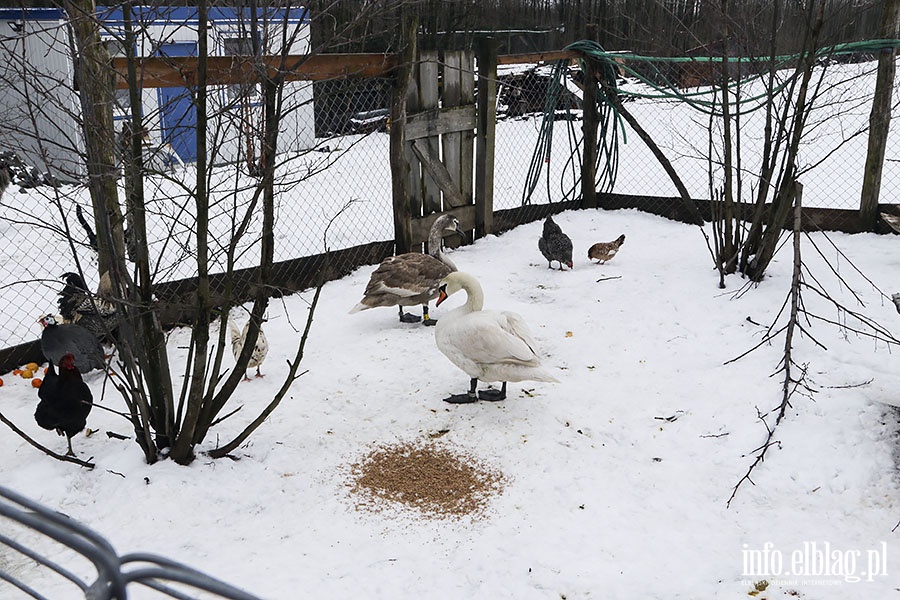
[{"x1": 0, "y1": 486, "x2": 263, "y2": 600}]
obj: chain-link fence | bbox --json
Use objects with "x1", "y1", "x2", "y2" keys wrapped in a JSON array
[
  {"x1": 494, "y1": 52, "x2": 893, "y2": 221},
  {"x1": 1, "y1": 41, "x2": 898, "y2": 360}
]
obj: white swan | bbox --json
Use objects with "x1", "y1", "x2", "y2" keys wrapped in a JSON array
[
  {"x1": 434, "y1": 272, "x2": 559, "y2": 403},
  {"x1": 350, "y1": 214, "x2": 463, "y2": 326}
]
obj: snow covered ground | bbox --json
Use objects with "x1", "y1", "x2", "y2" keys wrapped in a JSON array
[
  {"x1": 1, "y1": 57, "x2": 900, "y2": 599},
  {"x1": 1, "y1": 206, "x2": 899, "y2": 599},
  {"x1": 0, "y1": 58, "x2": 890, "y2": 348}
]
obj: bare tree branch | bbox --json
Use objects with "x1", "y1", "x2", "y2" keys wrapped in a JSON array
[{"x1": 0, "y1": 410, "x2": 95, "y2": 469}]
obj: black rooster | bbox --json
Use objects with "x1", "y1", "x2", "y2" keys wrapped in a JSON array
[
  {"x1": 538, "y1": 215, "x2": 574, "y2": 270},
  {"x1": 35, "y1": 353, "x2": 93, "y2": 456},
  {"x1": 58, "y1": 271, "x2": 119, "y2": 343},
  {"x1": 39, "y1": 314, "x2": 106, "y2": 373}
]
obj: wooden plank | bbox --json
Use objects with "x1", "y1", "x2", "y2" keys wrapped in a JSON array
[
  {"x1": 475, "y1": 38, "x2": 498, "y2": 238},
  {"x1": 458, "y1": 51, "x2": 475, "y2": 211},
  {"x1": 112, "y1": 50, "x2": 581, "y2": 89},
  {"x1": 406, "y1": 105, "x2": 476, "y2": 140},
  {"x1": 0, "y1": 340, "x2": 44, "y2": 378},
  {"x1": 493, "y1": 200, "x2": 581, "y2": 235},
  {"x1": 410, "y1": 138, "x2": 465, "y2": 207},
  {"x1": 594, "y1": 192, "x2": 892, "y2": 234},
  {"x1": 442, "y1": 51, "x2": 464, "y2": 209},
  {"x1": 419, "y1": 51, "x2": 441, "y2": 216},
  {"x1": 410, "y1": 206, "x2": 477, "y2": 245},
  {"x1": 496, "y1": 50, "x2": 579, "y2": 66},
  {"x1": 111, "y1": 53, "x2": 399, "y2": 89}
]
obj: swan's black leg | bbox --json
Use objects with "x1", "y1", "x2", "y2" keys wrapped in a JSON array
[
  {"x1": 422, "y1": 304, "x2": 438, "y2": 326},
  {"x1": 398, "y1": 305, "x2": 421, "y2": 323},
  {"x1": 443, "y1": 378, "x2": 479, "y2": 404},
  {"x1": 478, "y1": 382, "x2": 507, "y2": 401}
]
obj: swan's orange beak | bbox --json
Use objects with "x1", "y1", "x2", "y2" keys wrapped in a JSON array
[{"x1": 436, "y1": 287, "x2": 448, "y2": 306}]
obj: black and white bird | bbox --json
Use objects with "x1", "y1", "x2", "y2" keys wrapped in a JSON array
[
  {"x1": 350, "y1": 214, "x2": 464, "y2": 325},
  {"x1": 229, "y1": 317, "x2": 269, "y2": 380},
  {"x1": 38, "y1": 314, "x2": 106, "y2": 373},
  {"x1": 58, "y1": 271, "x2": 120, "y2": 343},
  {"x1": 892, "y1": 293, "x2": 900, "y2": 314},
  {"x1": 538, "y1": 215, "x2": 573, "y2": 270}
]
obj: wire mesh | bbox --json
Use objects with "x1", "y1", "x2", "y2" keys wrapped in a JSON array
[
  {"x1": 492, "y1": 47, "x2": 900, "y2": 245},
  {"x1": 1, "y1": 29, "x2": 898, "y2": 359}
]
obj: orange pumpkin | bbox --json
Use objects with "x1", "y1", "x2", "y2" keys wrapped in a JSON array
[{"x1": 31, "y1": 378, "x2": 42, "y2": 388}]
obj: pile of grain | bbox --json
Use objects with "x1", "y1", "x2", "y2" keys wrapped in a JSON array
[{"x1": 348, "y1": 440, "x2": 505, "y2": 519}]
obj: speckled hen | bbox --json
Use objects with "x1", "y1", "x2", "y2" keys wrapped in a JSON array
[{"x1": 538, "y1": 215, "x2": 573, "y2": 270}]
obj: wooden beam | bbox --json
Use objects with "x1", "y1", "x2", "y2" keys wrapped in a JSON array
[
  {"x1": 406, "y1": 105, "x2": 476, "y2": 140},
  {"x1": 110, "y1": 49, "x2": 582, "y2": 90},
  {"x1": 410, "y1": 138, "x2": 465, "y2": 208},
  {"x1": 111, "y1": 53, "x2": 399, "y2": 89},
  {"x1": 496, "y1": 50, "x2": 579, "y2": 66}
]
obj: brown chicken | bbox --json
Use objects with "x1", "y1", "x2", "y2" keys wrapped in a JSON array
[{"x1": 588, "y1": 234, "x2": 626, "y2": 264}]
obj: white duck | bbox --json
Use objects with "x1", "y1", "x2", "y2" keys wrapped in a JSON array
[
  {"x1": 350, "y1": 214, "x2": 463, "y2": 326},
  {"x1": 434, "y1": 272, "x2": 559, "y2": 403},
  {"x1": 229, "y1": 317, "x2": 268, "y2": 380}
]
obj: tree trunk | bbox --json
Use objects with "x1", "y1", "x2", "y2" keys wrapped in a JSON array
[
  {"x1": 743, "y1": 2, "x2": 824, "y2": 282},
  {"x1": 64, "y1": 0, "x2": 126, "y2": 277},
  {"x1": 120, "y1": 1, "x2": 170, "y2": 462},
  {"x1": 390, "y1": 12, "x2": 418, "y2": 255},
  {"x1": 718, "y1": 0, "x2": 737, "y2": 274},
  {"x1": 170, "y1": 0, "x2": 210, "y2": 465},
  {"x1": 859, "y1": 0, "x2": 900, "y2": 231}
]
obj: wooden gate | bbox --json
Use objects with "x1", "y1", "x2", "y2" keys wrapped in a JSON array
[{"x1": 390, "y1": 43, "x2": 497, "y2": 253}]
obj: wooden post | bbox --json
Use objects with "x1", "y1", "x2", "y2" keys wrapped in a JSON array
[
  {"x1": 581, "y1": 56, "x2": 599, "y2": 209},
  {"x1": 390, "y1": 13, "x2": 418, "y2": 255},
  {"x1": 859, "y1": 0, "x2": 900, "y2": 231},
  {"x1": 475, "y1": 37, "x2": 497, "y2": 238}
]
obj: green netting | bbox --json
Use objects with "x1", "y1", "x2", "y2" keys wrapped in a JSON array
[{"x1": 521, "y1": 38, "x2": 900, "y2": 206}]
